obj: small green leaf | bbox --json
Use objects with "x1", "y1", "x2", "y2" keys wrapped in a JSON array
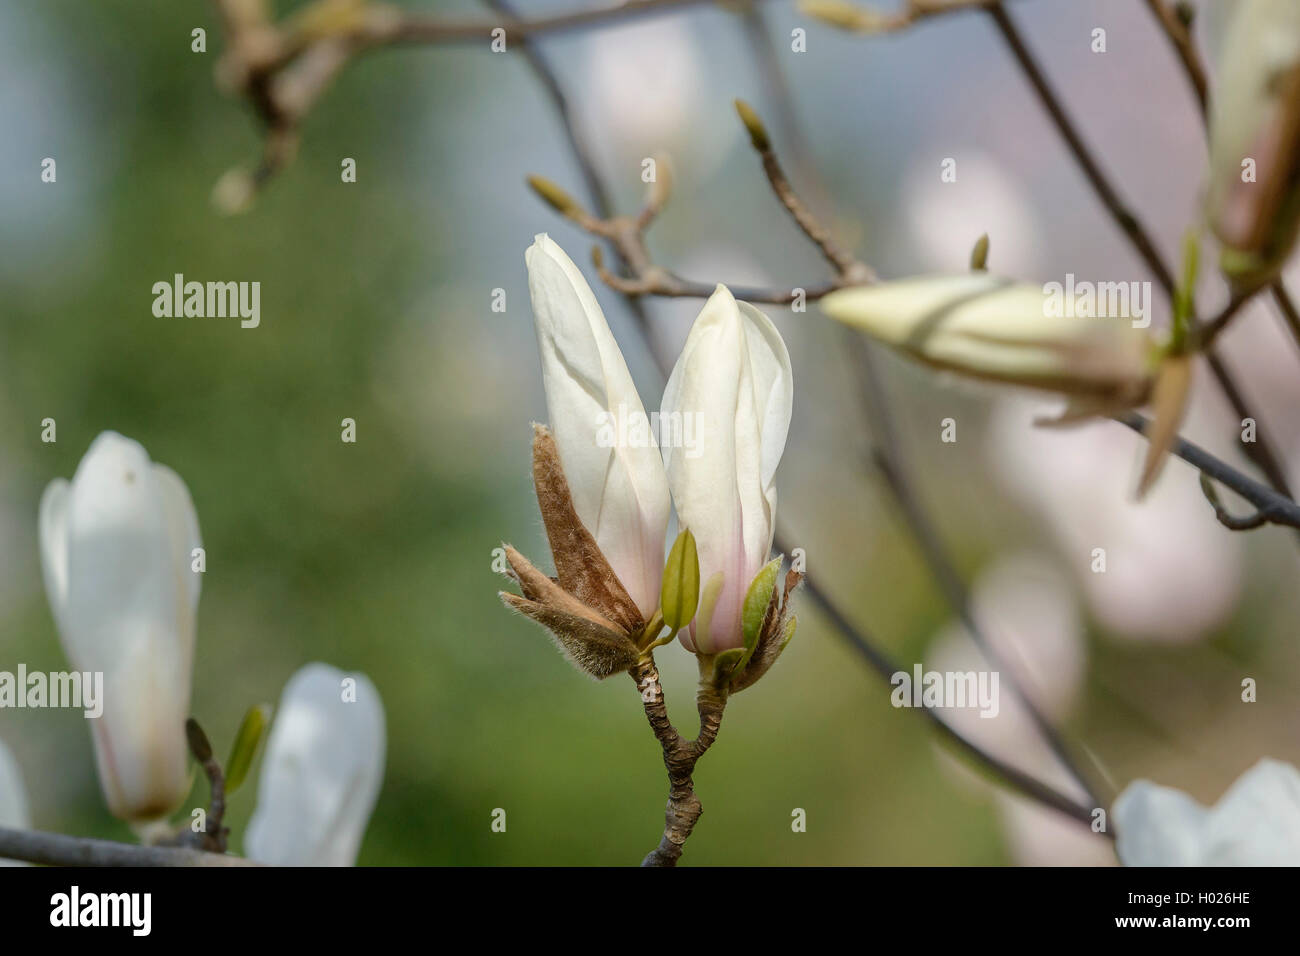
[
  {"x1": 970, "y1": 233, "x2": 990, "y2": 271},
  {"x1": 1171, "y1": 230, "x2": 1199, "y2": 350},
  {"x1": 712, "y1": 648, "x2": 746, "y2": 683},
  {"x1": 741, "y1": 558, "x2": 782, "y2": 657},
  {"x1": 225, "y1": 704, "x2": 272, "y2": 795},
  {"x1": 660, "y1": 528, "x2": 700, "y2": 632}
]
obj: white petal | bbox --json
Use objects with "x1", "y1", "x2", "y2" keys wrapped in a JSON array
[
  {"x1": 736, "y1": 301, "x2": 793, "y2": 570},
  {"x1": 661, "y1": 287, "x2": 792, "y2": 651},
  {"x1": 1207, "y1": 0, "x2": 1300, "y2": 254},
  {"x1": 820, "y1": 274, "x2": 1152, "y2": 395},
  {"x1": 1114, "y1": 759, "x2": 1300, "y2": 866},
  {"x1": 44, "y1": 432, "x2": 197, "y2": 820},
  {"x1": 37, "y1": 478, "x2": 71, "y2": 635},
  {"x1": 1202, "y1": 759, "x2": 1300, "y2": 864},
  {"x1": 526, "y1": 234, "x2": 671, "y2": 616},
  {"x1": 1113, "y1": 780, "x2": 1208, "y2": 866},
  {"x1": 0, "y1": 740, "x2": 30, "y2": 867},
  {"x1": 245, "y1": 663, "x2": 387, "y2": 867},
  {"x1": 153, "y1": 464, "x2": 202, "y2": 612}
]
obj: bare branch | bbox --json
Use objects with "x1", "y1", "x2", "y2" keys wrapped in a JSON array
[
  {"x1": 989, "y1": 1, "x2": 1298, "y2": 506},
  {"x1": 1142, "y1": 0, "x2": 1207, "y2": 113},
  {"x1": 0, "y1": 826, "x2": 258, "y2": 867},
  {"x1": 1120, "y1": 413, "x2": 1300, "y2": 531},
  {"x1": 631, "y1": 656, "x2": 727, "y2": 866}
]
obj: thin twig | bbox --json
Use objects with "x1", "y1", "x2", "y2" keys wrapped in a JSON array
[
  {"x1": 631, "y1": 656, "x2": 727, "y2": 866},
  {"x1": 1120, "y1": 413, "x2": 1300, "y2": 530},
  {"x1": 783, "y1": 548, "x2": 1105, "y2": 830},
  {"x1": 1197, "y1": 292, "x2": 1255, "y2": 349},
  {"x1": 1142, "y1": 0, "x2": 1300, "y2": 359},
  {"x1": 987, "y1": 3, "x2": 1173, "y2": 292},
  {"x1": 1199, "y1": 475, "x2": 1268, "y2": 531},
  {"x1": 990, "y1": 1, "x2": 1296, "y2": 503},
  {"x1": 729, "y1": 32, "x2": 1105, "y2": 810},
  {"x1": 1142, "y1": 0, "x2": 1207, "y2": 113},
  {"x1": 0, "y1": 826, "x2": 257, "y2": 867}
]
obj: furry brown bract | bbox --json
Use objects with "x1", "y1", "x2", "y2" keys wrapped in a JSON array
[
  {"x1": 498, "y1": 424, "x2": 647, "y2": 679},
  {"x1": 498, "y1": 422, "x2": 802, "y2": 866}
]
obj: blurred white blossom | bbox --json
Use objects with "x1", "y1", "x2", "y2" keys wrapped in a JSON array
[
  {"x1": 577, "y1": 17, "x2": 736, "y2": 182},
  {"x1": 1114, "y1": 759, "x2": 1300, "y2": 865},
  {"x1": 989, "y1": 398, "x2": 1243, "y2": 642},
  {"x1": 925, "y1": 555, "x2": 1112, "y2": 865},
  {"x1": 903, "y1": 151, "x2": 1044, "y2": 276},
  {"x1": 245, "y1": 663, "x2": 386, "y2": 867},
  {"x1": 0, "y1": 738, "x2": 30, "y2": 866},
  {"x1": 39, "y1": 431, "x2": 200, "y2": 821}
]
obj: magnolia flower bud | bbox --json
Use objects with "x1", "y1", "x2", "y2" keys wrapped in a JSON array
[
  {"x1": 39, "y1": 432, "x2": 201, "y2": 822},
  {"x1": 526, "y1": 234, "x2": 672, "y2": 618},
  {"x1": 0, "y1": 739, "x2": 29, "y2": 829},
  {"x1": 245, "y1": 663, "x2": 386, "y2": 866},
  {"x1": 1207, "y1": 0, "x2": 1300, "y2": 288},
  {"x1": 819, "y1": 275, "x2": 1156, "y2": 404},
  {"x1": 0, "y1": 739, "x2": 29, "y2": 867},
  {"x1": 1114, "y1": 759, "x2": 1300, "y2": 865},
  {"x1": 661, "y1": 285, "x2": 793, "y2": 653}
]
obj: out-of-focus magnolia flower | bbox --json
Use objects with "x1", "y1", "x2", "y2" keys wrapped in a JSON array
[
  {"x1": 990, "y1": 398, "x2": 1243, "y2": 643},
  {"x1": 661, "y1": 284, "x2": 794, "y2": 654},
  {"x1": 820, "y1": 275, "x2": 1158, "y2": 405},
  {"x1": 578, "y1": 19, "x2": 734, "y2": 184},
  {"x1": 0, "y1": 738, "x2": 30, "y2": 826},
  {"x1": 245, "y1": 663, "x2": 386, "y2": 867},
  {"x1": 903, "y1": 152, "x2": 1044, "y2": 278},
  {"x1": 0, "y1": 739, "x2": 30, "y2": 867},
  {"x1": 1207, "y1": 0, "x2": 1300, "y2": 289},
  {"x1": 39, "y1": 431, "x2": 200, "y2": 822},
  {"x1": 1114, "y1": 759, "x2": 1300, "y2": 865},
  {"x1": 526, "y1": 233, "x2": 671, "y2": 619},
  {"x1": 924, "y1": 556, "x2": 1112, "y2": 865}
]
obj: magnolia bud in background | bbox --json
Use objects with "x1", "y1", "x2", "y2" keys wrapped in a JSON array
[
  {"x1": 820, "y1": 275, "x2": 1156, "y2": 404},
  {"x1": 39, "y1": 432, "x2": 201, "y2": 822},
  {"x1": 661, "y1": 285, "x2": 793, "y2": 653},
  {"x1": 526, "y1": 234, "x2": 671, "y2": 618},
  {"x1": 0, "y1": 739, "x2": 31, "y2": 866},
  {"x1": 245, "y1": 662, "x2": 386, "y2": 866},
  {"x1": 1113, "y1": 759, "x2": 1300, "y2": 865},
  {"x1": 1207, "y1": 0, "x2": 1300, "y2": 289}
]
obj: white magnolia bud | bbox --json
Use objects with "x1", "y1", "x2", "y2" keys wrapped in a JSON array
[
  {"x1": 660, "y1": 285, "x2": 793, "y2": 653},
  {"x1": 39, "y1": 432, "x2": 200, "y2": 822},
  {"x1": 820, "y1": 274, "x2": 1155, "y2": 402},
  {"x1": 526, "y1": 234, "x2": 672, "y2": 617},
  {"x1": 245, "y1": 663, "x2": 386, "y2": 866},
  {"x1": 1207, "y1": 0, "x2": 1300, "y2": 287}
]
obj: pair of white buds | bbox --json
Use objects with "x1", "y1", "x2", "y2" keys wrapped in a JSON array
[{"x1": 37, "y1": 433, "x2": 384, "y2": 864}]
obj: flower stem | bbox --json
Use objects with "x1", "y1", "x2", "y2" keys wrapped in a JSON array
[{"x1": 631, "y1": 656, "x2": 727, "y2": 866}]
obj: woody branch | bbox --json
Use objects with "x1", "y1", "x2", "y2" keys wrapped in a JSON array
[{"x1": 630, "y1": 656, "x2": 727, "y2": 866}]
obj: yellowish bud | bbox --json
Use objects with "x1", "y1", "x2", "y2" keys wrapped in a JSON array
[
  {"x1": 1207, "y1": 0, "x2": 1300, "y2": 289},
  {"x1": 820, "y1": 274, "x2": 1157, "y2": 403}
]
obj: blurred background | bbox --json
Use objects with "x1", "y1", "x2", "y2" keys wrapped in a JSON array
[{"x1": 2, "y1": 0, "x2": 1298, "y2": 865}]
